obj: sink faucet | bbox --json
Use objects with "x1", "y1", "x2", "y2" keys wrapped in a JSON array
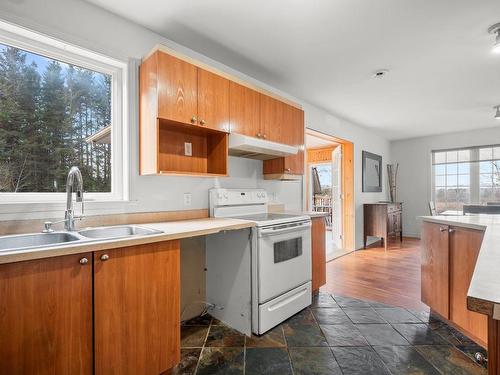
[
  {"x1": 42, "y1": 166, "x2": 84, "y2": 233},
  {"x1": 64, "y1": 166, "x2": 84, "y2": 231}
]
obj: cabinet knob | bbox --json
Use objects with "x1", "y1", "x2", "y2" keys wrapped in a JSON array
[
  {"x1": 263, "y1": 134, "x2": 267, "y2": 139},
  {"x1": 257, "y1": 133, "x2": 262, "y2": 138},
  {"x1": 448, "y1": 228, "x2": 455, "y2": 233},
  {"x1": 285, "y1": 168, "x2": 291, "y2": 172},
  {"x1": 79, "y1": 257, "x2": 88, "y2": 265},
  {"x1": 100, "y1": 254, "x2": 109, "y2": 261},
  {"x1": 199, "y1": 119, "x2": 206, "y2": 125},
  {"x1": 190, "y1": 116, "x2": 197, "y2": 123},
  {"x1": 439, "y1": 227, "x2": 448, "y2": 232}
]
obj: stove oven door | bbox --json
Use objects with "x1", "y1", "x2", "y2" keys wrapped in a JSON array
[{"x1": 257, "y1": 220, "x2": 312, "y2": 303}]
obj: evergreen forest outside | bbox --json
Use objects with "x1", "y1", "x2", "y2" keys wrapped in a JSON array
[{"x1": 0, "y1": 42, "x2": 112, "y2": 193}]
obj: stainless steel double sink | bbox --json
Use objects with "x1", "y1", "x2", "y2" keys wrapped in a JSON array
[{"x1": 0, "y1": 225, "x2": 163, "y2": 253}]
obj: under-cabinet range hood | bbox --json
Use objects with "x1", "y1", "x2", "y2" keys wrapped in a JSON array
[{"x1": 228, "y1": 134, "x2": 299, "y2": 160}]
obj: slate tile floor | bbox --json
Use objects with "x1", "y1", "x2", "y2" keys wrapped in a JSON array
[{"x1": 174, "y1": 293, "x2": 487, "y2": 375}]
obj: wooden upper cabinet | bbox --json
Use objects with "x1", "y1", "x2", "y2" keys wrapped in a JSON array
[
  {"x1": 449, "y1": 226, "x2": 487, "y2": 345},
  {"x1": 263, "y1": 104, "x2": 305, "y2": 176},
  {"x1": 157, "y1": 52, "x2": 198, "y2": 125},
  {"x1": 229, "y1": 81, "x2": 260, "y2": 137},
  {"x1": 0, "y1": 253, "x2": 93, "y2": 375},
  {"x1": 260, "y1": 94, "x2": 283, "y2": 143},
  {"x1": 284, "y1": 106, "x2": 305, "y2": 174},
  {"x1": 421, "y1": 221, "x2": 450, "y2": 319},
  {"x1": 94, "y1": 240, "x2": 181, "y2": 375},
  {"x1": 197, "y1": 68, "x2": 230, "y2": 132}
]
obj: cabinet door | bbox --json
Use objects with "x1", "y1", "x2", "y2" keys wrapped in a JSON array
[
  {"x1": 449, "y1": 227, "x2": 487, "y2": 344},
  {"x1": 94, "y1": 241, "x2": 180, "y2": 375},
  {"x1": 229, "y1": 81, "x2": 260, "y2": 137},
  {"x1": 260, "y1": 94, "x2": 283, "y2": 143},
  {"x1": 421, "y1": 222, "x2": 449, "y2": 318},
  {"x1": 157, "y1": 52, "x2": 198, "y2": 125},
  {"x1": 283, "y1": 106, "x2": 305, "y2": 174},
  {"x1": 197, "y1": 68, "x2": 230, "y2": 132},
  {"x1": 312, "y1": 217, "x2": 327, "y2": 292},
  {"x1": 0, "y1": 253, "x2": 92, "y2": 375}
]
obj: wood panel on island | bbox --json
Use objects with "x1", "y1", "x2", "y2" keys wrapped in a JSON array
[
  {"x1": 0, "y1": 240, "x2": 181, "y2": 375},
  {"x1": 139, "y1": 47, "x2": 305, "y2": 178},
  {"x1": 421, "y1": 221, "x2": 487, "y2": 347}
]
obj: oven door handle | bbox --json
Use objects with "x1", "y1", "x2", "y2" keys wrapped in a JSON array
[{"x1": 259, "y1": 222, "x2": 311, "y2": 236}]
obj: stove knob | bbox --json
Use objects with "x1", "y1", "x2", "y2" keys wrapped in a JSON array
[
  {"x1": 217, "y1": 193, "x2": 223, "y2": 199},
  {"x1": 223, "y1": 193, "x2": 228, "y2": 199}
]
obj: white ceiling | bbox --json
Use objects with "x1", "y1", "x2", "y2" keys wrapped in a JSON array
[{"x1": 87, "y1": 0, "x2": 500, "y2": 140}]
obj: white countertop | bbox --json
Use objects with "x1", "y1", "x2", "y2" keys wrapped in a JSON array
[
  {"x1": 421, "y1": 214, "x2": 500, "y2": 312},
  {"x1": 0, "y1": 218, "x2": 255, "y2": 264}
]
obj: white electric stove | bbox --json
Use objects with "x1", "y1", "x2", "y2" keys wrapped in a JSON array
[{"x1": 209, "y1": 188, "x2": 312, "y2": 335}]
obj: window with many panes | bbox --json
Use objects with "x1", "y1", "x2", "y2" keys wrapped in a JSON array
[
  {"x1": 0, "y1": 22, "x2": 126, "y2": 202},
  {"x1": 432, "y1": 145, "x2": 500, "y2": 213}
]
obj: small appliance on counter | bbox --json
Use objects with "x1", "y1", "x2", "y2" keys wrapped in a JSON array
[{"x1": 209, "y1": 188, "x2": 312, "y2": 335}]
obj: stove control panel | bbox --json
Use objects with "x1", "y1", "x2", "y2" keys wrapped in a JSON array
[{"x1": 209, "y1": 188, "x2": 268, "y2": 207}]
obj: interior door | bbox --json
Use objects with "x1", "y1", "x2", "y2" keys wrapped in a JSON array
[{"x1": 332, "y1": 146, "x2": 343, "y2": 249}]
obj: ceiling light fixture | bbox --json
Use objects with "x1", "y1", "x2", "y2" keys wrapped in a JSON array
[
  {"x1": 488, "y1": 23, "x2": 500, "y2": 54},
  {"x1": 494, "y1": 105, "x2": 500, "y2": 120}
]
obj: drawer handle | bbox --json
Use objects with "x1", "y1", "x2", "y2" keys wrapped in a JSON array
[{"x1": 100, "y1": 254, "x2": 109, "y2": 261}]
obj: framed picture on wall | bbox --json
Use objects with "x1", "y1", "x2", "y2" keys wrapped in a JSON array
[{"x1": 362, "y1": 151, "x2": 382, "y2": 192}]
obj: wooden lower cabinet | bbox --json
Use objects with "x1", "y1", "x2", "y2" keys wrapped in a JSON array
[
  {"x1": 311, "y1": 217, "x2": 326, "y2": 293},
  {"x1": 94, "y1": 241, "x2": 181, "y2": 375},
  {"x1": 0, "y1": 240, "x2": 181, "y2": 375},
  {"x1": 421, "y1": 221, "x2": 449, "y2": 318},
  {"x1": 0, "y1": 253, "x2": 93, "y2": 375},
  {"x1": 421, "y1": 222, "x2": 487, "y2": 346},
  {"x1": 449, "y1": 227, "x2": 487, "y2": 345}
]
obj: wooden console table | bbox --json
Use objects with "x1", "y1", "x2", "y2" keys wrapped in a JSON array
[{"x1": 363, "y1": 202, "x2": 403, "y2": 250}]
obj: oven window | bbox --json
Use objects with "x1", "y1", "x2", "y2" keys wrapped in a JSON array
[{"x1": 274, "y1": 238, "x2": 302, "y2": 263}]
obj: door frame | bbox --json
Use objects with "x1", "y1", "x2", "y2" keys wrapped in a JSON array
[{"x1": 305, "y1": 129, "x2": 355, "y2": 251}]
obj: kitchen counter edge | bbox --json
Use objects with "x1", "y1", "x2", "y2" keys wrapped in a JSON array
[{"x1": 0, "y1": 218, "x2": 255, "y2": 265}]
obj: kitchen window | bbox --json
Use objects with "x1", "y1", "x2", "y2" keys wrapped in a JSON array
[
  {"x1": 0, "y1": 22, "x2": 127, "y2": 203},
  {"x1": 431, "y1": 145, "x2": 500, "y2": 213}
]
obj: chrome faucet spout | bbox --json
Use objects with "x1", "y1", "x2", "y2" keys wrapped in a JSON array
[{"x1": 64, "y1": 166, "x2": 84, "y2": 231}]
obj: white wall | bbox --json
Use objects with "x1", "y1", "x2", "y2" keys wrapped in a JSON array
[
  {"x1": 0, "y1": 0, "x2": 304, "y2": 220},
  {"x1": 303, "y1": 105, "x2": 391, "y2": 249},
  {"x1": 391, "y1": 126, "x2": 500, "y2": 237},
  {"x1": 0, "y1": 0, "x2": 389, "y2": 249}
]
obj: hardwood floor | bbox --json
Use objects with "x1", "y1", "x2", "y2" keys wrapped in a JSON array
[{"x1": 322, "y1": 237, "x2": 429, "y2": 310}]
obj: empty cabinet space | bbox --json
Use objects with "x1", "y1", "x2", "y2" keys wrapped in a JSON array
[{"x1": 157, "y1": 121, "x2": 228, "y2": 176}]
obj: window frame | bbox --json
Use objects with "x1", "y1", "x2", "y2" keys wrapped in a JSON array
[
  {"x1": 431, "y1": 144, "x2": 500, "y2": 213},
  {"x1": 0, "y1": 20, "x2": 128, "y2": 203}
]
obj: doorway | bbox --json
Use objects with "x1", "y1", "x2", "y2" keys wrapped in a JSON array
[{"x1": 305, "y1": 129, "x2": 354, "y2": 260}]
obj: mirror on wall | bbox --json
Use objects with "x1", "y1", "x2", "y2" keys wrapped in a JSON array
[{"x1": 362, "y1": 151, "x2": 382, "y2": 192}]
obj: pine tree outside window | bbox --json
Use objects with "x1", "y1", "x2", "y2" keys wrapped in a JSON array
[{"x1": 0, "y1": 23, "x2": 127, "y2": 203}]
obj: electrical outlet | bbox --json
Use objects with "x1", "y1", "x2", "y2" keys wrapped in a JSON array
[
  {"x1": 183, "y1": 193, "x2": 192, "y2": 207},
  {"x1": 184, "y1": 142, "x2": 192, "y2": 156}
]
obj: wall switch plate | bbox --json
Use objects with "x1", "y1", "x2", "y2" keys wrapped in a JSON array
[
  {"x1": 183, "y1": 193, "x2": 192, "y2": 207},
  {"x1": 184, "y1": 142, "x2": 192, "y2": 156}
]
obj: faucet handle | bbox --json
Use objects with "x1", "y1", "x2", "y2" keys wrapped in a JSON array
[{"x1": 42, "y1": 221, "x2": 55, "y2": 233}]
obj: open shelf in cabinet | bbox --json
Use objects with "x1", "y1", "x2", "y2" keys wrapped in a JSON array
[{"x1": 145, "y1": 119, "x2": 228, "y2": 176}]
